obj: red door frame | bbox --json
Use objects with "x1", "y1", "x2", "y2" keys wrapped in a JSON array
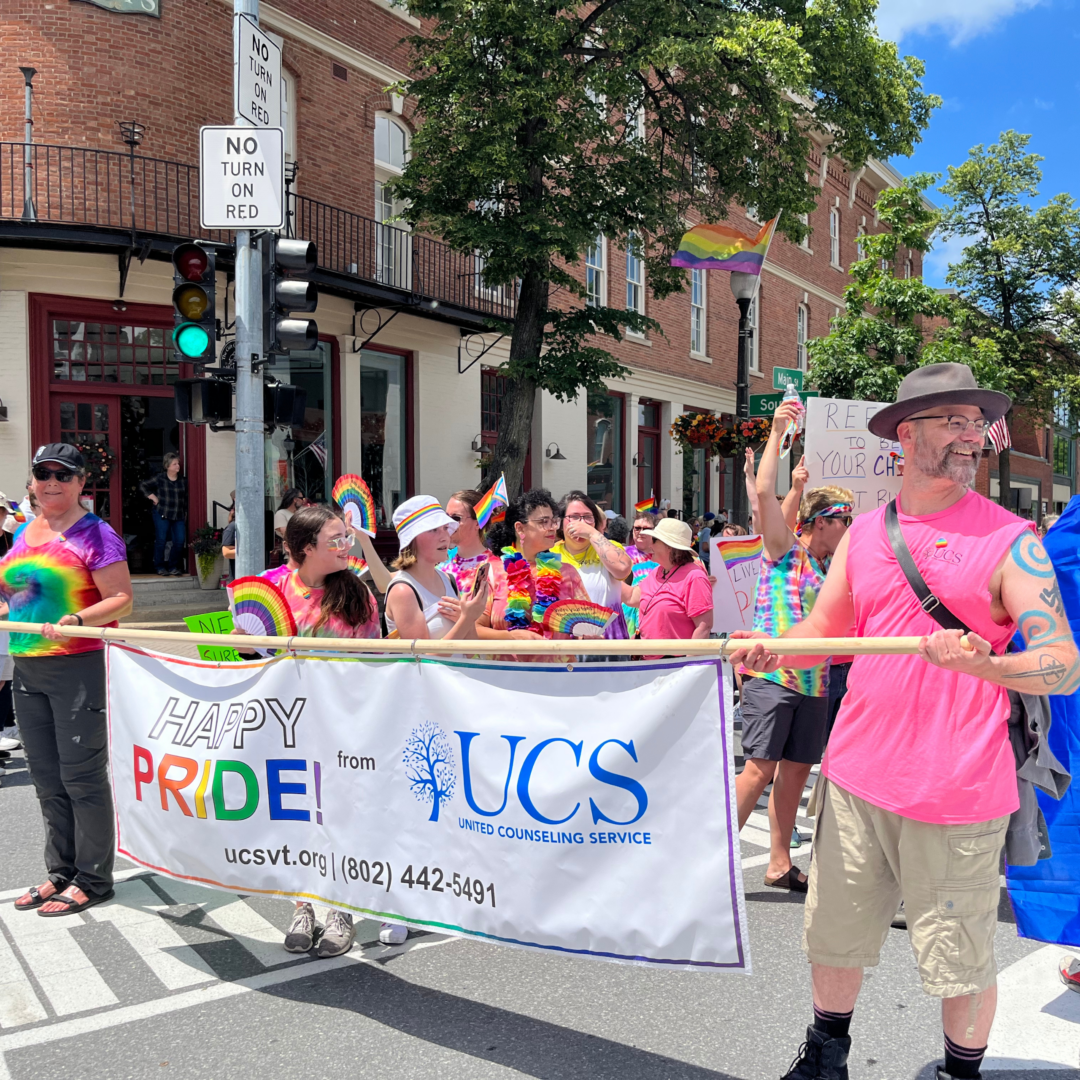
[
  {"x1": 29, "y1": 293, "x2": 208, "y2": 565},
  {"x1": 637, "y1": 397, "x2": 661, "y2": 506}
]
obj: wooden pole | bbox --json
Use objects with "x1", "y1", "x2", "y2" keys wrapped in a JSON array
[{"x1": 2, "y1": 622, "x2": 925, "y2": 658}]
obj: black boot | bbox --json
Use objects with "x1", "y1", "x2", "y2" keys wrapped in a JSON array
[{"x1": 781, "y1": 1026, "x2": 851, "y2": 1080}]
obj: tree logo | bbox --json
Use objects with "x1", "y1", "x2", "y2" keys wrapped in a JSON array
[{"x1": 403, "y1": 719, "x2": 456, "y2": 821}]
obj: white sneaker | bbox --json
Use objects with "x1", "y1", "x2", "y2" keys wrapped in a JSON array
[
  {"x1": 0, "y1": 736, "x2": 20, "y2": 751},
  {"x1": 378, "y1": 922, "x2": 408, "y2": 945},
  {"x1": 316, "y1": 911, "x2": 355, "y2": 958}
]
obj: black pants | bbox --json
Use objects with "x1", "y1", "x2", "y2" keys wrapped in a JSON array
[{"x1": 13, "y1": 651, "x2": 115, "y2": 897}]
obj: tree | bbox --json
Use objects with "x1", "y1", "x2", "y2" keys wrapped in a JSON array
[
  {"x1": 937, "y1": 131, "x2": 1080, "y2": 504},
  {"x1": 403, "y1": 719, "x2": 457, "y2": 822},
  {"x1": 393, "y1": 0, "x2": 938, "y2": 494},
  {"x1": 808, "y1": 174, "x2": 1007, "y2": 404}
]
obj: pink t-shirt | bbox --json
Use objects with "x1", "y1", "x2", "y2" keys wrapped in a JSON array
[
  {"x1": 824, "y1": 489, "x2": 1034, "y2": 824},
  {"x1": 639, "y1": 562, "x2": 714, "y2": 647}
]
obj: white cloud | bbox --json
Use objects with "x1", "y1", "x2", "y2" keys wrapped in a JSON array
[
  {"x1": 875, "y1": 0, "x2": 1043, "y2": 45},
  {"x1": 923, "y1": 231, "x2": 973, "y2": 288}
]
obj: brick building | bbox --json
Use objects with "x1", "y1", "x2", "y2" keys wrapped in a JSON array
[{"x1": 0, "y1": 0, "x2": 943, "y2": 575}]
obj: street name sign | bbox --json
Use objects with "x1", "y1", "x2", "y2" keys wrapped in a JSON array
[
  {"x1": 199, "y1": 126, "x2": 284, "y2": 229},
  {"x1": 772, "y1": 366, "x2": 804, "y2": 391},
  {"x1": 234, "y1": 14, "x2": 281, "y2": 128},
  {"x1": 750, "y1": 391, "x2": 819, "y2": 416}
]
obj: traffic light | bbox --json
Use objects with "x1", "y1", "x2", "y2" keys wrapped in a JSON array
[
  {"x1": 171, "y1": 243, "x2": 217, "y2": 363},
  {"x1": 264, "y1": 383, "x2": 308, "y2": 428},
  {"x1": 263, "y1": 235, "x2": 318, "y2": 357},
  {"x1": 174, "y1": 377, "x2": 232, "y2": 425}
]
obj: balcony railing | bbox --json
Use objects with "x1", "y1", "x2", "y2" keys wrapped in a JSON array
[{"x1": 0, "y1": 142, "x2": 515, "y2": 322}]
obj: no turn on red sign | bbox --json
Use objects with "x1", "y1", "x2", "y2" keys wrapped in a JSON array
[{"x1": 199, "y1": 126, "x2": 284, "y2": 229}]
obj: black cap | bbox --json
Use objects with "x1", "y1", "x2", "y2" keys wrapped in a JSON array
[{"x1": 32, "y1": 443, "x2": 85, "y2": 471}]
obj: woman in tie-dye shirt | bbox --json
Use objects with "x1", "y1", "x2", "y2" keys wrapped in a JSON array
[
  {"x1": 0, "y1": 444, "x2": 132, "y2": 917},
  {"x1": 732, "y1": 401, "x2": 853, "y2": 893}
]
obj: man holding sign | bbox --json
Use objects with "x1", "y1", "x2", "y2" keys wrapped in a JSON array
[{"x1": 731, "y1": 364, "x2": 1080, "y2": 1080}]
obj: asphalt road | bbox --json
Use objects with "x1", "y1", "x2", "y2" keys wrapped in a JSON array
[{"x1": 0, "y1": 740, "x2": 1077, "y2": 1079}]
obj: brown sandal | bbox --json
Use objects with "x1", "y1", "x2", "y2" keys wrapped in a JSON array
[
  {"x1": 763, "y1": 866, "x2": 808, "y2": 892},
  {"x1": 14, "y1": 881, "x2": 67, "y2": 910}
]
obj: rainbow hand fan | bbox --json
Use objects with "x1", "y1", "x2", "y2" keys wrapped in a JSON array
[
  {"x1": 347, "y1": 555, "x2": 369, "y2": 578},
  {"x1": 227, "y1": 576, "x2": 297, "y2": 651},
  {"x1": 542, "y1": 600, "x2": 615, "y2": 638},
  {"x1": 332, "y1": 474, "x2": 376, "y2": 536}
]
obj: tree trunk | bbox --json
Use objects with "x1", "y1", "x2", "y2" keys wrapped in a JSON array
[
  {"x1": 488, "y1": 270, "x2": 549, "y2": 497},
  {"x1": 997, "y1": 446, "x2": 1011, "y2": 510}
]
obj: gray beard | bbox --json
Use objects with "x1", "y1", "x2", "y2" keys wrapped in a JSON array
[{"x1": 912, "y1": 434, "x2": 981, "y2": 487}]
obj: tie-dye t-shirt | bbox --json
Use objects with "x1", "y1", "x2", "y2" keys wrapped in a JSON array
[
  {"x1": 437, "y1": 551, "x2": 492, "y2": 596},
  {"x1": 278, "y1": 569, "x2": 380, "y2": 639},
  {"x1": 0, "y1": 513, "x2": 128, "y2": 657},
  {"x1": 740, "y1": 541, "x2": 829, "y2": 697}
]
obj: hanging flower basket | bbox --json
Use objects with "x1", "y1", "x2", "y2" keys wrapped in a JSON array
[
  {"x1": 670, "y1": 412, "x2": 724, "y2": 455},
  {"x1": 713, "y1": 416, "x2": 772, "y2": 457},
  {"x1": 74, "y1": 441, "x2": 116, "y2": 485}
]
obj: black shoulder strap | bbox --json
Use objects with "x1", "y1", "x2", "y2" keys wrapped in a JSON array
[{"x1": 884, "y1": 499, "x2": 971, "y2": 635}]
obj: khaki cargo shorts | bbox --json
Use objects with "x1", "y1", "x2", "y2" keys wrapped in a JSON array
[{"x1": 803, "y1": 779, "x2": 1008, "y2": 998}]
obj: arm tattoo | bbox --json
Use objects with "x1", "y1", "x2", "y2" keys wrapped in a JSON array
[
  {"x1": 592, "y1": 534, "x2": 627, "y2": 570},
  {"x1": 1010, "y1": 532, "x2": 1055, "y2": 578},
  {"x1": 1003, "y1": 653, "x2": 1068, "y2": 687},
  {"x1": 1039, "y1": 579, "x2": 1066, "y2": 617},
  {"x1": 1018, "y1": 609, "x2": 1056, "y2": 645}
]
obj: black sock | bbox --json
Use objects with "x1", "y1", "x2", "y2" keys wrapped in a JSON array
[
  {"x1": 944, "y1": 1034, "x2": 985, "y2": 1079},
  {"x1": 812, "y1": 1005, "x2": 853, "y2": 1040}
]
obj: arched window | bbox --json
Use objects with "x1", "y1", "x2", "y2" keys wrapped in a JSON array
[
  {"x1": 904, "y1": 256, "x2": 912, "y2": 279},
  {"x1": 374, "y1": 115, "x2": 411, "y2": 288},
  {"x1": 796, "y1": 304, "x2": 809, "y2": 370}
]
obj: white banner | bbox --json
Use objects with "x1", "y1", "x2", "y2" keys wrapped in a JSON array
[
  {"x1": 710, "y1": 535, "x2": 764, "y2": 634},
  {"x1": 803, "y1": 397, "x2": 902, "y2": 515},
  {"x1": 106, "y1": 645, "x2": 749, "y2": 972}
]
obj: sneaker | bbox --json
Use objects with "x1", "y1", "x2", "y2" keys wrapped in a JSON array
[
  {"x1": 791, "y1": 827, "x2": 803, "y2": 850},
  {"x1": 1059, "y1": 954, "x2": 1080, "y2": 993},
  {"x1": 156, "y1": 568, "x2": 167, "y2": 576},
  {"x1": 0, "y1": 736, "x2": 20, "y2": 752},
  {"x1": 891, "y1": 900, "x2": 907, "y2": 930},
  {"x1": 168, "y1": 568, "x2": 183, "y2": 576},
  {"x1": 283, "y1": 903, "x2": 318, "y2": 953},
  {"x1": 316, "y1": 911, "x2": 355, "y2": 958},
  {"x1": 379, "y1": 922, "x2": 408, "y2": 945},
  {"x1": 781, "y1": 1026, "x2": 850, "y2": 1080},
  {"x1": 936, "y1": 1071, "x2": 973, "y2": 1080}
]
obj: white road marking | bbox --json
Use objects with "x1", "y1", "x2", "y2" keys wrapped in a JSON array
[
  {"x1": 0, "y1": 904, "x2": 117, "y2": 1017},
  {"x1": 0, "y1": 866, "x2": 154, "y2": 904},
  {"x1": 0, "y1": 931, "x2": 46, "y2": 1029},
  {"x1": 985, "y1": 943, "x2": 1080, "y2": 1070},
  {"x1": 87, "y1": 877, "x2": 216, "y2": 990},
  {"x1": 740, "y1": 823, "x2": 774, "y2": 849}
]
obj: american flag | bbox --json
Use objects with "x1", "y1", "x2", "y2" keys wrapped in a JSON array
[
  {"x1": 987, "y1": 415, "x2": 1011, "y2": 454},
  {"x1": 309, "y1": 432, "x2": 327, "y2": 468}
]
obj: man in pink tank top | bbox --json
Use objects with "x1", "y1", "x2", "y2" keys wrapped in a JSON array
[{"x1": 731, "y1": 364, "x2": 1080, "y2": 1080}]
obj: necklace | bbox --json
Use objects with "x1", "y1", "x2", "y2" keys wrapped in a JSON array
[{"x1": 501, "y1": 547, "x2": 563, "y2": 632}]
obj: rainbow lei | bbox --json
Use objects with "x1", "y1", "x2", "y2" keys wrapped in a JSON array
[{"x1": 501, "y1": 547, "x2": 563, "y2": 632}]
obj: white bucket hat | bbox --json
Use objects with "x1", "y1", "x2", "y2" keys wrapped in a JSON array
[
  {"x1": 642, "y1": 517, "x2": 695, "y2": 552},
  {"x1": 392, "y1": 495, "x2": 459, "y2": 551}
]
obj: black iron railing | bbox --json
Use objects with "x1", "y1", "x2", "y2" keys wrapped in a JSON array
[{"x1": 0, "y1": 142, "x2": 515, "y2": 321}]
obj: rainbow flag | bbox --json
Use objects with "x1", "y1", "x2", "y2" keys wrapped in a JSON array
[
  {"x1": 670, "y1": 215, "x2": 779, "y2": 274},
  {"x1": 716, "y1": 535, "x2": 763, "y2": 572},
  {"x1": 475, "y1": 473, "x2": 509, "y2": 528},
  {"x1": 634, "y1": 494, "x2": 657, "y2": 514}
]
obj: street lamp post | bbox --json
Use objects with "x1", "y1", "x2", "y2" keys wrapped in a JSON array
[{"x1": 729, "y1": 271, "x2": 757, "y2": 529}]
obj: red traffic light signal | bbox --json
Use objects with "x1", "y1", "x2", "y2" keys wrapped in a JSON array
[{"x1": 174, "y1": 243, "x2": 209, "y2": 283}]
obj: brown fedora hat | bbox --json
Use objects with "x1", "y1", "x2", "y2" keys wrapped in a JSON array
[{"x1": 867, "y1": 363, "x2": 1011, "y2": 441}]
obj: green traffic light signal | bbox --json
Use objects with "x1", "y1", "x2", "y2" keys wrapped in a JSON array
[
  {"x1": 173, "y1": 322, "x2": 211, "y2": 358},
  {"x1": 171, "y1": 242, "x2": 216, "y2": 363}
]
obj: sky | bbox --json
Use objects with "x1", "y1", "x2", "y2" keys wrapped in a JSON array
[{"x1": 878, "y1": 0, "x2": 1080, "y2": 285}]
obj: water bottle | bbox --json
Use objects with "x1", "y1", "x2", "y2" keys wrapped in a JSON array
[{"x1": 779, "y1": 382, "x2": 804, "y2": 459}]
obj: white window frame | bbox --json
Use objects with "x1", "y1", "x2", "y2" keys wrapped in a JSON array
[
  {"x1": 829, "y1": 207, "x2": 841, "y2": 268},
  {"x1": 690, "y1": 268, "x2": 706, "y2": 356},
  {"x1": 281, "y1": 69, "x2": 298, "y2": 165},
  {"x1": 374, "y1": 114, "x2": 411, "y2": 290},
  {"x1": 586, "y1": 234, "x2": 607, "y2": 307},
  {"x1": 747, "y1": 293, "x2": 760, "y2": 373},
  {"x1": 796, "y1": 304, "x2": 808, "y2": 371},
  {"x1": 625, "y1": 232, "x2": 645, "y2": 334},
  {"x1": 904, "y1": 256, "x2": 912, "y2": 279},
  {"x1": 626, "y1": 104, "x2": 646, "y2": 144},
  {"x1": 474, "y1": 198, "x2": 506, "y2": 303}
]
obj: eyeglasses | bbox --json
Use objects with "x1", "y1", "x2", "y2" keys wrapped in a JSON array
[
  {"x1": 32, "y1": 466, "x2": 76, "y2": 483},
  {"x1": 526, "y1": 516, "x2": 559, "y2": 529},
  {"x1": 905, "y1": 414, "x2": 990, "y2": 435},
  {"x1": 563, "y1": 513, "x2": 594, "y2": 524},
  {"x1": 632, "y1": 525, "x2": 651, "y2": 533},
  {"x1": 325, "y1": 536, "x2": 353, "y2": 551}
]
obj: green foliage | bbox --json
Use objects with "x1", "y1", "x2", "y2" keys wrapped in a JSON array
[{"x1": 392, "y1": 0, "x2": 938, "y2": 488}]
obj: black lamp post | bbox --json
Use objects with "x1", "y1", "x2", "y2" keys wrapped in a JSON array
[{"x1": 729, "y1": 270, "x2": 757, "y2": 528}]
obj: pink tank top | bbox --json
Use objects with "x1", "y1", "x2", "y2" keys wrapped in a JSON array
[{"x1": 824, "y1": 489, "x2": 1034, "y2": 824}]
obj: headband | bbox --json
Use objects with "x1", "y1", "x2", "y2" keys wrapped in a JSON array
[{"x1": 795, "y1": 502, "x2": 853, "y2": 536}]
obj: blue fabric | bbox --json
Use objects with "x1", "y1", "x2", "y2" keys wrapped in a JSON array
[
  {"x1": 1006, "y1": 495, "x2": 1080, "y2": 945},
  {"x1": 151, "y1": 509, "x2": 186, "y2": 572}
]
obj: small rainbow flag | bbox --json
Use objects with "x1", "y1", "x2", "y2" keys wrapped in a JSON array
[
  {"x1": 634, "y1": 494, "x2": 657, "y2": 514},
  {"x1": 670, "y1": 215, "x2": 779, "y2": 274},
  {"x1": 716, "y1": 535, "x2": 764, "y2": 572},
  {"x1": 475, "y1": 473, "x2": 509, "y2": 529}
]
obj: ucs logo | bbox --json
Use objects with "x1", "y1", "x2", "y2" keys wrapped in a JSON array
[{"x1": 402, "y1": 722, "x2": 648, "y2": 827}]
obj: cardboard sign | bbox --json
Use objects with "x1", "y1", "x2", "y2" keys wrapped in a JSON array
[
  {"x1": 183, "y1": 610, "x2": 243, "y2": 663},
  {"x1": 710, "y1": 535, "x2": 764, "y2": 633},
  {"x1": 803, "y1": 398, "x2": 902, "y2": 515}
]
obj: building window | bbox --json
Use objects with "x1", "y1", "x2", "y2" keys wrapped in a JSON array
[
  {"x1": 626, "y1": 105, "x2": 646, "y2": 143},
  {"x1": 52, "y1": 320, "x2": 180, "y2": 385},
  {"x1": 374, "y1": 115, "x2": 411, "y2": 289},
  {"x1": 587, "y1": 390, "x2": 624, "y2": 515},
  {"x1": 829, "y1": 208, "x2": 840, "y2": 268},
  {"x1": 747, "y1": 294, "x2": 760, "y2": 373},
  {"x1": 281, "y1": 69, "x2": 297, "y2": 164},
  {"x1": 1054, "y1": 434, "x2": 1074, "y2": 478},
  {"x1": 481, "y1": 365, "x2": 531, "y2": 481},
  {"x1": 626, "y1": 232, "x2": 645, "y2": 323},
  {"x1": 637, "y1": 399, "x2": 661, "y2": 505},
  {"x1": 796, "y1": 304, "x2": 808, "y2": 370},
  {"x1": 361, "y1": 348, "x2": 409, "y2": 529},
  {"x1": 690, "y1": 269, "x2": 706, "y2": 355},
  {"x1": 586, "y1": 234, "x2": 606, "y2": 307},
  {"x1": 904, "y1": 256, "x2": 912, "y2": 279},
  {"x1": 799, "y1": 212, "x2": 810, "y2": 250}
]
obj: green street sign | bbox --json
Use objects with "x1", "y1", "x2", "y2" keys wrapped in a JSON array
[
  {"x1": 750, "y1": 391, "x2": 819, "y2": 416},
  {"x1": 772, "y1": 366, "x2": 804, "y2": 391}
]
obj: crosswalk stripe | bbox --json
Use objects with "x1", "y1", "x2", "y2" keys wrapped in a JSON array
[
  {"x1": 741, "y1": 824, "x2": 774, "y2": 849},
  {"x1": 0, "y1": 904, "x2": 117, "y2": 1017},
  {"x1": 0, "y1": 932, "x2": 47, "y2": 1029},
  {"x1": 87, "y1": 877, "x2": 216, "y2": 990}
]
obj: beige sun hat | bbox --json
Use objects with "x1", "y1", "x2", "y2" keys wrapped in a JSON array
[{"x1": 641, "y1": 517, "x2": 695, "y2": 552}]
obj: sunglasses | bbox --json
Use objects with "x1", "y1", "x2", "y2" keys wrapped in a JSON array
[{"x1": 32, "y1": 466, "x2": 77, "y2": 483}]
